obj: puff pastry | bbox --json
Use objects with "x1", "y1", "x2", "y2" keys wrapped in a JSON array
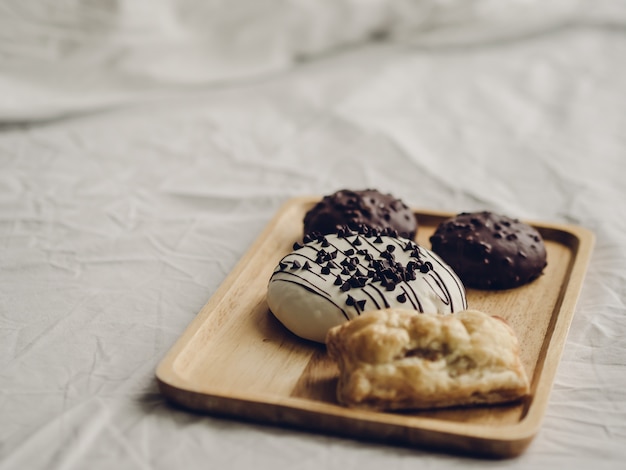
[{"x1": 325, "y1": 309, "x2": 530, "y2": 410}]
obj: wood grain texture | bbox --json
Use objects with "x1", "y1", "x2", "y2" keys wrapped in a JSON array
[{"x1": 156, "y1": 197, "x2": 594, "y2": 459}]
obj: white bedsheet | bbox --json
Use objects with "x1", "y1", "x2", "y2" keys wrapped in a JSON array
[{"x1": 1, "y1": 1, "x2": 625, "y2": 469}]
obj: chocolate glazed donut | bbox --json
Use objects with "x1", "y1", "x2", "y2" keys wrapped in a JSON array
[
  {"x1": 430, "y1": 211, "x2": 547, "y2": 290},
  {"x1": 303, "y1": 189, "x2": 418, "y2": 239}
]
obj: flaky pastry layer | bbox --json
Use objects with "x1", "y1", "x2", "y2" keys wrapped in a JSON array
[{"x1": 325, "y1": 309, "x2": 530, "y2": 411}]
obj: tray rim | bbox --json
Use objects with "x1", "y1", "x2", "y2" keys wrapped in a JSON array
[{"x1": 156, "y1": 196, "x2": 595, "y2": 458}]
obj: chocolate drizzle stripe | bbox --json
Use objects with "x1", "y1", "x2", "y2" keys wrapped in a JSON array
[
  {"x1": 400, "y1": 279, "x2": 423, "y2": 311},
  {"x1": 424, "y1": 256, "x2": 467, "y2": 311},
  {"x1": 369, "y1": 285, "x2": 391, "y2": 308},
  {"x1": 361, "y1": 289, "x2": 382, "y2": 311},
  {"x1": 435, "y1": 272, "x2": 452, "y2": 307},
  {"x1": 286, "y1": 252, "x2": 327, "y2": 280},
  {"x1": 398, "y1": 284, "x2": 420, "y2": 311},
  {"x1": 427, "y1": 253, "x2": 467, "y2": 310},
  {"x1": 423, "y1": 273, "x2": 452, "y2": 308}
]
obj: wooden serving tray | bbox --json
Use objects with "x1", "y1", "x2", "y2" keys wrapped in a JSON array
[{"x1": 156, "y1": 196, "x2": 594, "y2": 459}]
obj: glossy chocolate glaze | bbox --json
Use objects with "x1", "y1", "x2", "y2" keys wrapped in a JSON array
[
  {"x1": 429, "y1": 211, "x2": 547, "y2": 290},
  {"x1": 303, "y1": 189, "x2": 418, "y2": 239}
]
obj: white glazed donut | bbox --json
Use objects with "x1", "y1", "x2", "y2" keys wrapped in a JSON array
[{"x1": 267, "y1": 227, "x2": 467, "y2": 343}]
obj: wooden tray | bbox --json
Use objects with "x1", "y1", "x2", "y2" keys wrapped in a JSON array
[{"x1": 156, "y1": 196, "x2": 594, "y2": 459}]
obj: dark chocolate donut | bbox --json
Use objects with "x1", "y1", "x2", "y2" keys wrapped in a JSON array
[
  {"x1": 303, "y1": 189, "x2": 418, "y2": 239},
  {"x1": 429, "y1": 211, "x2": 547, "y2": 290}
]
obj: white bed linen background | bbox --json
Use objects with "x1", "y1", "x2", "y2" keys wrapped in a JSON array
[{"x1": 1, "y1": 0, "x2": 625, "y2": 469}]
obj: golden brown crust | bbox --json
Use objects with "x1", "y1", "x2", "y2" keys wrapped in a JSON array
[{"x1": 325, "y1": 309, "x2": 530, "y2": 411}]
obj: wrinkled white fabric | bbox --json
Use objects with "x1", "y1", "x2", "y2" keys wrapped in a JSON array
[
  {"x1": 1, "y1": 0, "x2": 626, "y2": 469},
  {"x1": 0, "y1": 0, "x2": 585, "y2": 121}
]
